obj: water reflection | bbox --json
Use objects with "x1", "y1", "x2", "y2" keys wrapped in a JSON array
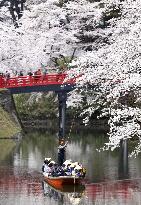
[
  {"x1": 42, "y1": 181, "x2": 85, "y2": 205},
  {"x1": 1, "y1": 130, "x2": 141, "y2": 204},
  {"x1": 85, "y1": 179, "x2": 141, "y2": 205}
]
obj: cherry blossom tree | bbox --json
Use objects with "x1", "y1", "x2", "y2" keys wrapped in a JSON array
[
  {"x1": 68, "y1": 0, "x2": 141, "y2": 156},
  {"x1": 0, "y1": 0, "x2": 141, "y2": 155},
  {"x1": 0, "y1": 0, "x2": 106, "y2": 72}
]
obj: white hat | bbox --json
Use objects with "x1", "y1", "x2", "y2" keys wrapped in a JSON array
[
  {"x1": 45, "y1": 158, "x2": 51, "y2": 161},
  {"x1": 48, "y1": 160, "x2": 55, "y2": 165},
  {"x1": 74, "y1": 165, "x2": 82, "y2": 170},
  {"x1": 73, "y1": 162, "x2": 79, "y2": 166},
  {"x1": 63, "y1": 160, "x2": 72, "y2": 165},
  {"x1": 70, "y1": 163, "x2": 75, "y2": 168}
]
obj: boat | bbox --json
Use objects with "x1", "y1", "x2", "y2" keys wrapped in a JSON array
[
  {"x1": 43, "y1": 180, "x2": 85, "y2": 193},
  {"x1": 44, "y1": 174, "x2": 83, "y2": 190},
  {"x1": 42, "y1": 158, "x2": 86, "y2": 190}
]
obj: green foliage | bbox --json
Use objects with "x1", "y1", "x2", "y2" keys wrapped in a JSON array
[
  {"x1": 52, "y1": 55, "x2": 75, "y2": 73},
  {"x1": 14, "y1": 92, "x2": 58, "y2": 118}
]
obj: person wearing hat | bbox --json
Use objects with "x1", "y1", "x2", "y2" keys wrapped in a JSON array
[
  {"x1": 58, "y1": 139, "x2": 68, "y2": 166},
  {"x1": 74, "y1": 165, "x2": 82, "y2": 177},
  {"x1": 51, "y1": 162, "x2": 61, "y2": 177},
  {"x1": 43, "y1": 160, "x2": 55, "y2": 176},
  {"x1": 62, "y1": 160, "x2": 72, "y2": 175},
  {"x1": 48, "y1": 161, "x2": 55, "y2": 166},
  {"x1": 63, "y1": 159, "x2": 72, "y2": 167},
  {"x1": 42, "y1": 158, "x2": 51, "y2": 173},
  {"x1": 69, "y1": 163, "x2": 76, "y2": 176}
]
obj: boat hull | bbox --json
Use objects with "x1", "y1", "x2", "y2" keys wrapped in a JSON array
[{"x1": 44, "y1": 176, "x2": 82, "y2": 189}]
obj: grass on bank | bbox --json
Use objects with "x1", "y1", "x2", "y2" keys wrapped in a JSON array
[{"x1": 0, "y1": 106, "x2": 21, "y2": 138}]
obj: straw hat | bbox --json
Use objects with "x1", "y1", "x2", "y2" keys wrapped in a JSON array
[
  {"x1": 63, "y1": 160, "x2": 72, "y2": 166},
  {"x1": 74, "y1": 165, "x2": 82, "y2": 170}
]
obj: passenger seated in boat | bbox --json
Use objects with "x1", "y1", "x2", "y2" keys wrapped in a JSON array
[
  {"x1": 42, "y1": 158, "x2": 51, "y2": 173},
  {"x1": 42, "y1": 157, "x2": 86, "y2": 178},
  {"x1": 69, "y1": 163, "x2": 76, "y2": 176},
  {"x1": 44, "y1": 160, "x2": 55, "y2": 176},
  {"x1": 62, "y1": 160, "x2": 72, "y2": 175},
  {"x1": 51, "y1": 162, "x2": 60, "y2": 177},
  {"x1": 74, "y1": 165, "x2": 83, "y2": 177},
  {"x1": 64, "y1": 165, "x2": 72, "y2": 176},
  {"x1": 55, "y1": 166, "x2": 65, "y2": 176},
  {"x1": 63, "y1": 159, "x2": 72, "y2": 166}
]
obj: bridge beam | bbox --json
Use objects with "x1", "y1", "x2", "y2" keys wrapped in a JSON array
[{"x1": 58, "y1": 91, "x2": 67, "y2": 140}]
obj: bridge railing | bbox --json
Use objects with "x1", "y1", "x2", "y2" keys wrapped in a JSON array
[{"x1": 0, "y1": 73, "x2": 76, "y2": 89}]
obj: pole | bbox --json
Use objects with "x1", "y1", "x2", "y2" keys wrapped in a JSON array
[
  {"x1": 118, "y1": 139, "x2": 128, "y2": 179},
  {"x1": 123, "y1": 139, "x2": 128, "y2": 175},
  {"x1": 58, "y1": 91, "x2": 67, "y2": 140}
]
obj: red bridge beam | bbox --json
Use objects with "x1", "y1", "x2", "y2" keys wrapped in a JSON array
[{"x1": 0, "y1": 73, "x2": 76, "y2": 89}]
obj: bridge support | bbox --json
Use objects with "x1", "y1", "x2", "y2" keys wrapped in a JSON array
[
  {"x1": 118, "y1": 139, "x2": 128, "y2": 179},
  {"x1": 58, "y1": 91, "x2": 67, "y2": 140}
]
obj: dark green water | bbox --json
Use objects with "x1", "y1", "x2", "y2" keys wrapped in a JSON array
[{"x1": 0, "y1": 130, "x2": 141, "y2": 205}]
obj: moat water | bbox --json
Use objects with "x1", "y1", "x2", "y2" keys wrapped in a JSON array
[{"x1": 0, "y1": 130, "x2": 141, "y2": 205}]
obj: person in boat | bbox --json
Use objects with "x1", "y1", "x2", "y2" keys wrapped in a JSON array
[
  {"x1": 58, "y1": 139, "x2": 68, "y2": 166},
  {"x1": 42, "y1": 158, "x2": 51, "y2": 173},
  {"x1": 74, "y1": 165, "x2": 83, "y2": 177},
  {"x1": 44, "y1": 160, "x2": 56, "y2": 176},
  {"x1": 53, "y1": 165, "x2": 65, "y2": 177},
  {"x1": 63, "y1": 160, "x2": 72, "y2": 176},
  {"x1": 43, "y1": 160, "x2": 57, "y2": 177},
  {"x1": 69, "y1": 161, "x2": 86, "y2": 178},
  {"x1": 73, "y1": 162, "x2": 86, "y2": 178},
  {"x1": 51, "y1": 162, "x2": 60, "y2": 177},
  {"x1": 50, "y1": 161, "x2": 66, "y2": 177},
  {"x1": 69, "y1": 163, "x2": 76, "y2": 176}
]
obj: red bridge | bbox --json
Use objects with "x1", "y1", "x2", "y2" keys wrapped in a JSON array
[
  {"x1": 0, "y1": 72, "x2": 77, "y2": 139},
  {"x1": 0, "y1": 73, "x2": 76, "y2": 94}
]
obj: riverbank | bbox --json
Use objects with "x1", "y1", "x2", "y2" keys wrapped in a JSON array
[
  {"x1": 0, "y1": 106, "x2": 21, "y2": 138},
  {"x1": 0, "y1": 90, "x2": 21, "y2": 162},
  {"x1": 0, "y1": 105, "x2": 21, "y2": 161}
]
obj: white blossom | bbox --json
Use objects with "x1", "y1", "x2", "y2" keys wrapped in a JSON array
[{"x1": 0, "y1": 0, "x2": 141, "y2": 155}]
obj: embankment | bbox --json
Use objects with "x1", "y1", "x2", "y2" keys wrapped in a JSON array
[{"x1": 0, "y1": 89, "x2": 21, "y2": 161}]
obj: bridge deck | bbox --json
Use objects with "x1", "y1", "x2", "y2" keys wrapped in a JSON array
[{"x1": 0, "y1": 73, "x2": 76, "y2": 94}]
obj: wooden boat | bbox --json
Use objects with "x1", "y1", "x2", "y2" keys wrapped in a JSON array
[
  {"x1": 43, "y1": 180, "x2": 85, "y2": 193},
  {"x1": 44, "y1": 175, "x2": 83, "y2": 190}
]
